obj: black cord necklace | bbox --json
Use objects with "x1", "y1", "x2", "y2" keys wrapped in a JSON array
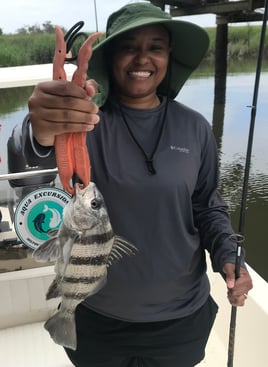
[{"x1": 119, "y1": 97, "x2": 169, "y2": 175}]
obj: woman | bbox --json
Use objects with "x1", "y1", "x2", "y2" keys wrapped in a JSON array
[{"x1": 10, "y1": 2, "x2": 252, "y2": 366}]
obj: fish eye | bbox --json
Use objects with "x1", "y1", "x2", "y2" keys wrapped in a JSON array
[{"x1": 91, "y1": 199, "x2": 100, "y2": 209}]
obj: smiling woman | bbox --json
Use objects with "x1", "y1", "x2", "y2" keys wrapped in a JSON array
[
  {"x1": 6, "y1": 2, "x2": 253, "y2": 367},
  {"x1": 110, "y1": 25, "x2": 171, "y2": 107}
]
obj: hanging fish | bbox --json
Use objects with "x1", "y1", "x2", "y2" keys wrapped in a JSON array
[{"x1": 33, "y1": 182, "x2": 137, "y2": 350}]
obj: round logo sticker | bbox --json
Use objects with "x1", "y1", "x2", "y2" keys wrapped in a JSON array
[{"x1": 14, "y1": 187, "x2": 71, "y2": 250}]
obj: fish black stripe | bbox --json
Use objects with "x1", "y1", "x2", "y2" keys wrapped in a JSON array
[
  {"x1": 70, "y1": 254, "x2": 109, "y2": 266},
  {"x1": 80, "y1": 230, "x2": 114, "y2": 245},
  {"x1": 63, "y1": 275, "x2": 103, "y2": 284}
]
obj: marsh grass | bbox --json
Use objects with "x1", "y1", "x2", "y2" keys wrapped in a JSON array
[
  {"x1": 0, "y1": 33, "x2": 55, "y2": 66},
  {"x1": 206, "y1": 25, "x2": 268, "y2": 59},
  {"x1": 0, "y1": 32, "x2": 86, "y2": 67},
  {"x1": 0, "y1": 25, "x2": 267, "y2": 67}
]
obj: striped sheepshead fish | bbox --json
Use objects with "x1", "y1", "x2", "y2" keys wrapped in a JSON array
[{"x1": 33, "y1": 182, "x2": 137, "y2": 350}]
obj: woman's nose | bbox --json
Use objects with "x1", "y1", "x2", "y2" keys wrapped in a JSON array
[{"x1": 134, "y1": 50, "x2": 149, "y2": 64}]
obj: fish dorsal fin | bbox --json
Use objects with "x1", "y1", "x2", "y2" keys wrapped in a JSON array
[{"x1": 108, "y1": 236, "x2": 137, "y2": 266}]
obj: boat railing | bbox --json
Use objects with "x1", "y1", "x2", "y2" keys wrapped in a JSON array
[{"x1": 0, "y1": 168, "x2": 58, "y2": 182}]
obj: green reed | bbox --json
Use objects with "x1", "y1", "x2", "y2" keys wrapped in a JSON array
[{"x1": 0, "y1": 25, "x2": 267, "y2": 68}]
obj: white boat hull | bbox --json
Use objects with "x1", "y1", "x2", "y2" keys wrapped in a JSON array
[{"x1": 0, "y1": 260, "x2": 267, "y2": 367}]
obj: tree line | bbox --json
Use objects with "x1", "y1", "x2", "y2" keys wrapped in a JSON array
[{"x1": 0, "y1": 21, "x2": 62, "y2": 36}]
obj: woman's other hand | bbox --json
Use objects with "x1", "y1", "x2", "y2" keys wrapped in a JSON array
[{"x1": 223, "y1": 263, "x2": 253, "y2": 306}]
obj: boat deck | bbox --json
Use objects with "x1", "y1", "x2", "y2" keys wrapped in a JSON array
[
  {"x1": 0, "y1": 321, "x2": 225, "y2": 367},
  {"x1": 0, "y1": 322, "x2": 72, "y2": 367},
  {"x1": 1, "y1": 265, "x2": 268, "y2": 367},
  {"x1": 0, "y1": 64, "x2": 76, "y2": 89}
]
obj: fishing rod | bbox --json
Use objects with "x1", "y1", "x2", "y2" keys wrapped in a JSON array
[
  {"x1": 93, "y1": 0, "x2": 99, "y2": 32},
  {"x1": 227, "y1": 1, "x2": 268, "y2": 366}
]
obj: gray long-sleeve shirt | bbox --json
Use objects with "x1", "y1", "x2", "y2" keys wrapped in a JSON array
[{"x1": 10, "y1": 97, "x2": 242, "y2": 322}]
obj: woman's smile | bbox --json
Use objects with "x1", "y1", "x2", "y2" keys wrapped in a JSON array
[{"x1": 128, "y1": 70, "x2": 152, "y2": 79}]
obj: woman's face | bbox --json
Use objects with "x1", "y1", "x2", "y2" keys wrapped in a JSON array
[{"x1": 111, "y1": 24, "x2": 171, "y2": 107}]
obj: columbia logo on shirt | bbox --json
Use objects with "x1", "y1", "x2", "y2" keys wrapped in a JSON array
[{"x1": 170, "y1": 146, "x2": 190, "y2": 154}]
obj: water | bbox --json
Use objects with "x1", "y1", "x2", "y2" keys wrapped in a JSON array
[
  {"x1": 179, "y1": 72, "x2": 268, "y2": 281},
  {"x1": 0, "y1": 73, "x2": 267, "y2": 281}
]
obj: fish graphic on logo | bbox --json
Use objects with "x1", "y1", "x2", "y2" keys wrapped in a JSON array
[
  {"x1": 33, "y1": 205, "x2": 62, "y2": 234},
  {"x1": 33, "y1": 213, "x2": 47, "y2": 233}
]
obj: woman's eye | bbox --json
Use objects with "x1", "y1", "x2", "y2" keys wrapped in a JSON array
[
  {"x1": 122, "y1": 45, "x2": 135, "y2": 51},
  {"x1": 151, "y1": 45, "x2": 164, "y2": 52}
]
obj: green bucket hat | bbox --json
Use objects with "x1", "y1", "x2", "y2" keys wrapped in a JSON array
[{"x1": 88, "y1": 2, "x2": 209, "y2": 107}]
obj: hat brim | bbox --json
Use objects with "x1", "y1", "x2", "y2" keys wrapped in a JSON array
[{"x1": 88, "y1": 18, "x2": 209, "y2": 106}]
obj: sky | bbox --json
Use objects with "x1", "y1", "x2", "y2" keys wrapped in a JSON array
[{"x1": 1, "y1": 0, "x2": 218, "y2": 34}]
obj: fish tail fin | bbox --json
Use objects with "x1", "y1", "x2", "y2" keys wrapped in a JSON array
[
  {"x1": 44, "y1": 310, "x2": 77, "y2": 350},
  {"x1": 33, "y1": 238, "x2": 59, "y2": 262}
]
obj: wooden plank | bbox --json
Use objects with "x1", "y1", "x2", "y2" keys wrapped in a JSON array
[{"x1": 169, "y1": 0, "x2": 265, "y2": 16}]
